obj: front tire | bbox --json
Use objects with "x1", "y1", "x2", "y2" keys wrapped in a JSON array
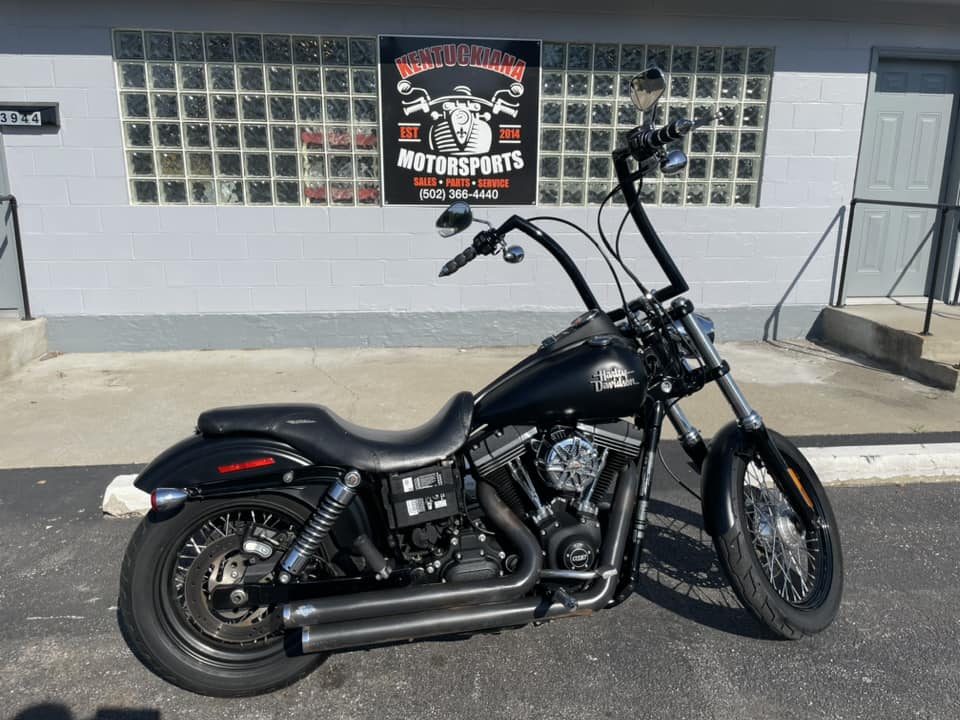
[
  {"x1": 714, "y1": 431, "x2": 843, "y2": 638},
  {"x1": 118, "y1": 495, "x2": 335, "y2": 697}
]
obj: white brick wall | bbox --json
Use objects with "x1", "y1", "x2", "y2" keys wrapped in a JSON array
[{"x1": 3, "y1": 0, "x2": 959, "y2": 327}]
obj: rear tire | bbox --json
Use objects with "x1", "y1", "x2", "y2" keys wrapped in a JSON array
[
  {"x1": 118, "y1": 495, "x2": 334, "y2": 697},
  {"x1": 713, "y1": 431, "x2": 843, "y2": 638}
]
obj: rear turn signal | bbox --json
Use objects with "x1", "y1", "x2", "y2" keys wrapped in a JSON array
[{"x1": 150, "y1": 487, "x2": 189, "y2": 512}]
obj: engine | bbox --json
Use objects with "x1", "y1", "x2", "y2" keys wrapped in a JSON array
[{"x1": 469, "y1": 421, "x2": 643, "y2": 573}]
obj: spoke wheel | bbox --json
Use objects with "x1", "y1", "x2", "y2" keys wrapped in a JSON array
[
  {"x1": 119, "y1": 495, "x2": 340, "y2": 697},
  {"x1": 742, "y1": 462, "x2": 831, "y2": 609},
  {"x1": 712, "y1": 430, "x2": 843, "y2": 639}
]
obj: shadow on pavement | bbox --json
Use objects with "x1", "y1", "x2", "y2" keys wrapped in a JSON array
[
  {"x1": 13, "y1": 705, "x2": 160, "y2": 720},
  {"x1": 636, "y1": 497, "x2": 782, "y2": 641}
]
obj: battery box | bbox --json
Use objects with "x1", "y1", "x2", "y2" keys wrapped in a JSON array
[{"x1": 383, "y1": 464, "x2": 461, "y2": 528}]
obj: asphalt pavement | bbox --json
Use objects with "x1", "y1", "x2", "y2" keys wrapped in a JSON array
[{"x1": 2, "y1": 450, "x2": 958, "y2": 720}]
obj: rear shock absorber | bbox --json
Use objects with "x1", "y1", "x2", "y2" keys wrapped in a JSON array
[{"x1": 278, "y1": 469, "x2": 361, "y2": 582}]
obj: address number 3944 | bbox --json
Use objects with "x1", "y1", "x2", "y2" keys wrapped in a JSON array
[{"x1": 0, "y1": 110, "x2": 42, "y2": 126}]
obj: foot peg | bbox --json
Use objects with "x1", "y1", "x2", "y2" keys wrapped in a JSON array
[{"x1": 552, "y1": 586, "x2": 579, "y2": 611}]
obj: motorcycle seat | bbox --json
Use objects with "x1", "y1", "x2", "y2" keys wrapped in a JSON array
[{"x1": 196, "y1": 391, "x2": 474, "y2": 474}]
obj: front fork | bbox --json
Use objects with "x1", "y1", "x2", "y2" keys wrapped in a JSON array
[{"x1": 666, "y1": 298, "x2": 816, "y2": 527}]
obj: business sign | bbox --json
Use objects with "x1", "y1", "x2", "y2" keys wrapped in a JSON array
[{"x1": 378, "y1": 35, "x2": 541, "y2": 205}]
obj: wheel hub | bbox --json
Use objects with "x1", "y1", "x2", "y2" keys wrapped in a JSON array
[{"x1": 183, "y1": 534, "x2": 282, "y2": 643}]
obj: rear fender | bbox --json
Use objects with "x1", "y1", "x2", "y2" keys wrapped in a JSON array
[
  {"x1": 134, "y1": 433, "x2": 374, "y2": 544},
  {"x1": 700, "y1": 421, "x2": 750, "y2": 537}
]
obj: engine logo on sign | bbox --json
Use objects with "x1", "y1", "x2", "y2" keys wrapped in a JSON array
[
  {"x1": 591, "y1": 366, "x2": 638, "y2": 393},
  {"x1": 379, "y1": 36, "x2": 541, "y2": 205}
]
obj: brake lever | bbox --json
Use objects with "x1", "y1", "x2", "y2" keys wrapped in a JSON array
[{"x1": 692, "y1": 109, "x2": 726, "y2": 129}]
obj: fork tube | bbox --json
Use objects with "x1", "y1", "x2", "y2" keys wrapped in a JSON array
[
  {"x1": 628, "y1": 401, "x2": 665, "y2": 584},
  {"x1": 666, "y1": 401, "x2": 707, "y2": 470},
  {"x1": 673, "y1": 299, "x2": 762, "y2": 430}
]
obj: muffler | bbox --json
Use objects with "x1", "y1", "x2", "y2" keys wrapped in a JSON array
[
  {"x1": 296, "y1": 462, "x2": 639, "y2": 654},
  {"x1": 282, "y1": 479, "x2": 542, "y2": 628}
]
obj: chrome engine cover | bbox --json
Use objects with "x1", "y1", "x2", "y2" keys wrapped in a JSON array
[{"x1": 539, "y1": 433, "x2": 602, "y2": 493}]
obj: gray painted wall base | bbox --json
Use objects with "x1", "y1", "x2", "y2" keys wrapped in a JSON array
[{"x1": 44, "y1": 305, "x2": 823, "y2": 352}]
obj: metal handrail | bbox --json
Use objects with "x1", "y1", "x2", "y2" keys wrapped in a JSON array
[
  {"x1": 0, "y1": 194, "x2": 31, "y2": 321},
  {"x1": 835, "y1": 197, "x2": 960, "y2": 336}
]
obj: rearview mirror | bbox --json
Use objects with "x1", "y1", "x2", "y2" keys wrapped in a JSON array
[
  {"x1": 436, "y1": 201, "x2": 473, "y2": 238},
  {"x1": 629, "y1": 68, "x2": 666, "y2": 113}
]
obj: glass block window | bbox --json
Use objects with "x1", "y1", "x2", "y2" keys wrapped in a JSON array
[
  {"x1": 113, "y1": 29, "x2": 380, "y2": 206},
  {"x1": 539, "y1": 42, "x2": 774, "y2": 207}
]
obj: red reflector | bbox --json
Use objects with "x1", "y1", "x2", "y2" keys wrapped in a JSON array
[
  {"x1": 150, "y1": 490, "x2": 158, "y2": 511},
  {"x1": 217, "y1": 457, "x2": 277, "y2": 474}
]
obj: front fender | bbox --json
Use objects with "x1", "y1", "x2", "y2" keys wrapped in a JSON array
[
  {"x1": 700, "y1": 421, "x2": 750, "y2": 537},
  {"x1": 134, "y1": 433, "x2": 374, "y2": 542}
]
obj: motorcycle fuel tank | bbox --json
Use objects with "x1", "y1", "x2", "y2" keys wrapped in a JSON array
[{"x1": 474, "y1": 333, "x2": 648, "y2": 428}]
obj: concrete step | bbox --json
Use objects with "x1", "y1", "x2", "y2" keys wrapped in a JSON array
[
  {"x1": 0, "y1": 318, "x2": 47, "y2": 380},
  {"x1": 818, "y1": 305, "x2": 959, "y2": 391},
  {"x1": 818, "y1": 305, "x2": 959, "y2": 389}
]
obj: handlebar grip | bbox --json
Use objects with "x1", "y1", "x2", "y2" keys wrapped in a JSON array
[
  {"x1": 643, "y1": 118, "x2": 695, "y2": 151},
  {"x1": 439, "y1": 245, "x2": 478, "y2": 277}
]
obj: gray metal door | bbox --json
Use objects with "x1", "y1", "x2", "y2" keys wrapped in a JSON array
[
  {"x1": 846, "y1": 59, "x2": 960, "y2": 298},
  {"x1": 0, "y1": 131, "x2": 24, "y2": 313}
]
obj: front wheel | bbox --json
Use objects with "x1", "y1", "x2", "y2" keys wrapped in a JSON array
[
  {"x1": 714, "y1": 431, "x2": 843, "y2": 638},
  {"x1": 118, "y1": 495, "x2": 341, "y2": 696}
]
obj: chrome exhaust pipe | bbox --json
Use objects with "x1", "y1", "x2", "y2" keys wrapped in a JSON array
[
  {"x1": 297, "y1": 462, "x2": 639, "y2": 654},
  {"x1": 282, "y1": 479, "x2": 542, "y2": 628}
]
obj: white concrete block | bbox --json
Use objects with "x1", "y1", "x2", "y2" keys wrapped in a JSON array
[
  {"x1": 29, "y1": 288, "x2": 84, "y2": 314},
  {"x1": 305, "y1": 284, "x2": 360, "y2": 311},
  {"x1": 52, "y1": 56, "x2": 116, "y2": 88},
  {"x1": 247, "y1": 234, "x2": 304, "y2": 260},
  {"x1": 164, "y1": 260, "x2": 221, "y2": 287},
  {"x1": 197, "y1": 287, "x2": 254, "y2": 312},
  {"x1": 329, "y1": 207, "x2": 383, "y2": 233},
  {"x1": 106, "y1": 261, "x2": 166, "y2": 289},
  {"x1": 190, "y1": 234, "x2": 248, "y2": 260},
  {"x1": 251, "y1": 286, "x2": 307, "y2": 312},
  {"x1": 47, "y1": 262, "x2": 109, "y2": 289},
  {"x1": 771, "y1": 74, "x2": 822, "y2": 102},
  {"x1": 67, "y1": 177, "x2": 128, "y2": 205},
  {"x1": 764, "y1": 130, "x2": 815, "y2": 156},
  {"x1": 813, "y1": 130, "x2": 861, "y2": 157},
  {"x1": 41, "y1": 207, "x2": 101, "y2": 234},
  {"x1": 274, "y1": 207, "x2": 330, "y2": 233},
  {"x1": 82, "y1": 288, "x2": 197, "y2": 314},
  {"x1": 217, "y1": 207, "x2": 275, "y2": 234},
  {"x1": 60, "y1": 118, "x2": 124, "y2": 148},
  {"x1": 303, "y1": 233, "x2": 358, "y2": 259},
  {"x1": 276, "y1": 260, "x2": 331, "y2": 286},
  {"x1": 220, "y1": 261, "x2": 277, "y2": 287},
  {"x1": 0, "y1": 56, "x2": 55, "y2": 87},
  {"x1": 820, "y1": 75, "x2": 868, "y2": 103},
  {"x1": 331, "y1": 260, "x2": 385, "y2": 286},
  {"x1": 33, "y1": 146, "x2": 95, "y2": 178},
  {"x1": 102, "y1": 474, "x2": 150, "y2": 518},
  {"x1": 133, "y1": 233, "x2": 191, "y2": 260},
  {"x1": 101, "y1": 206, "x2": 160, "y2": 233},
  {"x1": 793, "y1": 103, "x2": 844, "y2": 130},
  {"x1": 159, "y1": 207, "x2": 218, "y2": 234},
  {"x1": 92, "y1": 147, "x2": 127, "y2": 177}
]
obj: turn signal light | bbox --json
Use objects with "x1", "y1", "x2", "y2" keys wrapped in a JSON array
[{"x1": 150, "y1": 487, "x2": 189, "y2": 512}]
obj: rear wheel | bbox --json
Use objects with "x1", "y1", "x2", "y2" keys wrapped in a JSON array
[
  {"x1": 119, "y1": 495, "x2": 340, "y2": 697},
  {"x1": 714, "y1": 431, "x2": 843, "y2": 638}
]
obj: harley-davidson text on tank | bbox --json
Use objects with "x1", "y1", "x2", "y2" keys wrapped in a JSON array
[
  {"x1": 378, "y1": 35, "x2": 541, "y2": 205},
  {"x1": 591, "y1": 366, "x2": 639, "y2": 393}
]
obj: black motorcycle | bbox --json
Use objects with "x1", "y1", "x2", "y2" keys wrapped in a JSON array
[{"x1": 118, "y1": 67, "x2": 843, "y2": 697}]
